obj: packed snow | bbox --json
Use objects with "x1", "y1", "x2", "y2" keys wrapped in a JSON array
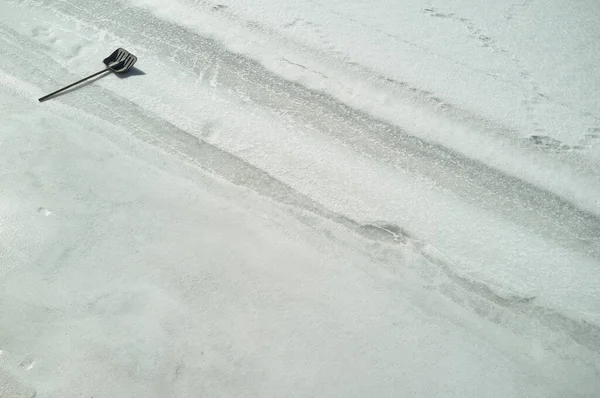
[{"x1": 1, "y1": 0, "x2": 599, "y2": 396}]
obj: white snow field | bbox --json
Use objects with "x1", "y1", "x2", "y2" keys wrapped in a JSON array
[{"x1": 1, "y1": 0, "x2": 599, "y2": 396}]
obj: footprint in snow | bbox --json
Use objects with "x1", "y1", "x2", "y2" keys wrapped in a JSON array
[{"x1": 37, "y1": 207, "x2": 53, "y2": 216}]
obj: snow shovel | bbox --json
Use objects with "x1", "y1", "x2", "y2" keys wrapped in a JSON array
[{"x1": 38, "y1": 48, "x2": 138, "y2": 102}]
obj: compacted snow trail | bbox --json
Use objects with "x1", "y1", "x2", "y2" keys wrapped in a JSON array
[{"x1": 1, "y1": 0, "x2": 600, "y2": 396}]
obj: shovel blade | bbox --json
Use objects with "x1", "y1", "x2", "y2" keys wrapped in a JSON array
[{"x1": 103, "y1": 48, "x2": 137, "y2": 73}]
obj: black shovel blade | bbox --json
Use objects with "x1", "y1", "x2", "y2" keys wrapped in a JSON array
[{"x1": 103, "y1": 48, "x2": 137, "y2": 73}]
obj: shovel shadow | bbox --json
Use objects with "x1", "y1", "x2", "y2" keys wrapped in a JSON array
[{"x1": 115, "y1": 66, "x2": 146, "y2": 78}]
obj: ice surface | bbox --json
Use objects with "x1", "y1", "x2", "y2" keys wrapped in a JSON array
[{"x1": 1, "y1": 0, "x2": 599, "y2": 396}]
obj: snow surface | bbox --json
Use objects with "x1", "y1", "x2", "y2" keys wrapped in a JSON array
[{"x1": 1, "y1": 0, "x2": 599, "y2": 396}]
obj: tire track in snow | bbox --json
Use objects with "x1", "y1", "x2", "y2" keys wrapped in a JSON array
[
  {"x1": 2, "y1": 1, "x2": 600, "y2": 361},
  {"x1": 4, "y1": 55, "x2": 600, "y2": 362},
  {"x1": 4, "y1": 0, "x2": 600, "y2": 260}
]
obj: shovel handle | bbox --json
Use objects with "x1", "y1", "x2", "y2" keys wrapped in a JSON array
[{"x1": 38, "y1": 67, "x2": 113, "y2": 102}]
